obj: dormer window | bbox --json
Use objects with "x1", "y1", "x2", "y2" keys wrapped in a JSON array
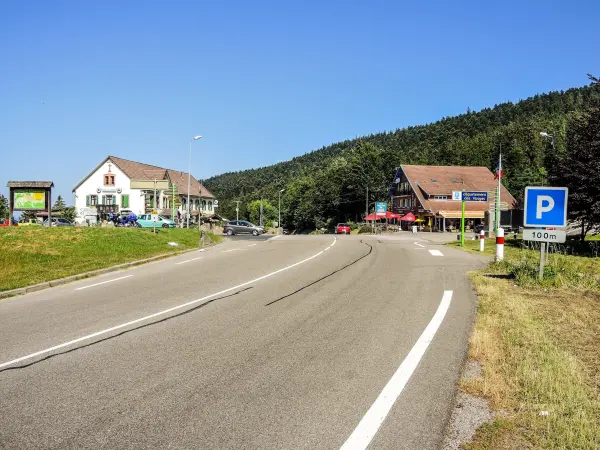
[{"x1": 104, "y1": 174, "x2": 115, "y2": 186}]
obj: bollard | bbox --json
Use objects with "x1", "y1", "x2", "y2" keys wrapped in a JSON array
[
  {"x1": 495, "y1": 227, "x2": 504, "y2": 261},
  {"x1": 479, "y1": 229, "x2": 485, "y2": 252}
]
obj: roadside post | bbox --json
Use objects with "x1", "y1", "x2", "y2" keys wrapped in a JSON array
[
  {"x1": 151, "y1": 209, "x2": 158, "y2": 234},
  {"x1": 496, "y1": 227, "x2": 504, "y2": 261},
  {"x1": 523, "y1": 186, "x2": 569, "y2": 279},
  {"x1": 461, "y1": 185, "x2": 465, "y2": 247},
  {"x1": 452, "y1": 190, "x2": 488, "y2": 248},
  {"x1": 479, "y1": 229, "x2": 485, "y2": 251}
]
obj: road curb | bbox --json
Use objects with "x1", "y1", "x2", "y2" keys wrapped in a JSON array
[{"x1": 0, "y1": 247, "x2": 212, "y2": 300}]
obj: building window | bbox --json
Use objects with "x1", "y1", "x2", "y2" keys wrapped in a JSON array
[
  {"x1": 90, "y1": 195, "x2": 98, "y2": 206},
  {"x1": 104, "y1": 174, "x2": 115, "y2": 186},
  {"x1": 201, "y1": 200, "x2": 206, "y2": 210},
  {"x1": 104, "y1": 195, "x2": 115, "y2": 206},
  {"x1": 434, "y1": 195, "x2": 448, "y2": 200},
  {"x1": 208, "y1": 201, "x2": 213, "y2": 210}
]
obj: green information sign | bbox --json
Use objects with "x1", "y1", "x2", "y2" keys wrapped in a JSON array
[{"x1": 14, "y1": 190, "x2": 46, "y2": 210}]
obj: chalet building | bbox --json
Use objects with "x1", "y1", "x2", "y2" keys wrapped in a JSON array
[
  {"x1": 72, "y1": 156, "x2": 216, "y2": 224},
  {"x1": 388, "y1": 165, "x2": 516, "y2": 231}
]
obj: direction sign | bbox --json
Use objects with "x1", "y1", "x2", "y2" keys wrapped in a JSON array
[
  {"x1": 523, "y1": 229, "x2": 566, "y2": 243},
  {"x1": 524, "y1": 186, "x2": 568, "y2": 227},
  {"x1": 375, "y1": 202, "x2": 387, "y2": 216},
  {"x1": 452, "y1": 191, "x2": 488, "y2": 201},
  {"x1": 462, "y1": 191, "x2": 488, "y2": 202},
  {"x1": 151, "y1": 210, "x2": 159, "y2": 222}
]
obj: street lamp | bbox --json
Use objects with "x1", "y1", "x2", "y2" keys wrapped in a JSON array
[
  {"x1": 278, "y1": 189, "x2": 285, "y2": 233},
  {"x1": 540, "y1": 131, "x2": 556, "y2": 151},
  {"x1": 187, "y1": 135, "x2": 202, "y2": 228}
]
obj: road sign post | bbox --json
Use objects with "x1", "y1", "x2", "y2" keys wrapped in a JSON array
[
  {"x1": 152, "y1": 209, "x2": 158, "y2": 234},
  {"x1": 523, "y1": 186, "x2": 569, "y2": 279},
  {"x1": 461, "y1": 195, "x2": 465, "y2": 247}
]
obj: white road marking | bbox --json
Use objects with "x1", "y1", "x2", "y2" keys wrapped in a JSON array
[
  {"x1": 248, "y1": 244, "x2": 257, "y2": 247},
  {"x1": 74, "y1": 275, "x2": 133, "y2": 291},
  {"x1": 428, "y1": 249, "x2": 444, "y2": 256},
  {"x1": 340, "y1": 290, "x2": 454, "y2": 450},
  {"x1": 414, "y1": 242, "x2": 425, "y2": 248},
  {"x1": 331, "y1": 236, "x2": 337, "y2": 247},
  {"x1": 175, "y1": 256, "x2": 203, "y2": 265},
  {"x1": 222, "y1": 248, "x2": 247, "y2": 253},
  {"x1": 269, "y1": 235, "x2": 281, "y2": 240},
  {"x1": 0, "y1": 238, "x2": 335, "y2": 370},
  {"x1": 324, "y1": 247, "x2": 330, "y2": 251}
]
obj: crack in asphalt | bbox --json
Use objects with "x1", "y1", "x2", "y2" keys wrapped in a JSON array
[
  {"x1": 265, "y1": 240, "x2": 374, "y2": 306},
  {"x1": 0, "y1": 287, "x2": 253, "y2": 373}
]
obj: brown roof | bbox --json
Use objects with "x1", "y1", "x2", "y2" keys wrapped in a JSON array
[
  {"x1": 394, "y1": 164, "x2": 516, "y2": 215},
  {"x1": 72, "y1": 156, "x2": 215, "y2": 198},
  {"x1": 7, "y1": 181, "x2": 54, "y2": 188}
]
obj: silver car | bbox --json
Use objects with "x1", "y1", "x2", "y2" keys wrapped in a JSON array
[
  {"x1": 43, "y1": 218, "x2": 73, "y2": 227},
  {"x1": 223, "y1": 220, "x2": 265, "y2": 236}
]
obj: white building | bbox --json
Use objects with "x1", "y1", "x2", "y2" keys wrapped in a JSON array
[{"x1": 72, "y1": 156, "x2": 216, "y2": 224}]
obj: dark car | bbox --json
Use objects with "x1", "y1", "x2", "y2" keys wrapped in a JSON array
[
  {"x1": 223, "y1": 220, "x2": 265, "y2": 236},
  {"x1": 336, "y1": 223, "x2": 351, "y2": 234}
]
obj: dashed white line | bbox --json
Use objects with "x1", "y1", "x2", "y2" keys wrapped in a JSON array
[
  {"x1": 222, "y1": 248, "x2": 247, "y2": 253},
  {"x1": 248, "y1": 244, "x2": 257, "y2": 247},
  {"x1": 414, "y1": 242, "x2": 425, "y2": 248},
  {"x1": 175, "y1": 256, "x2": 203, "y2": 265},
  {"x1": 74, "y1": 275, "x2": 133, "y2": 291},
  {"x1": 340, "y1": 290, "x2": 454, "y2": 450},
  {"x1": 428, "y1": 249, "x2": 444, "y2": 256},
  {"x1": 0, "y1": 238, "x2": 336, "y2": 370}
]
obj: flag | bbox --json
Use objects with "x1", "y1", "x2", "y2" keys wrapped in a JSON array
[{"x1": 494, "y1": 154, "x2": 504, "y2": 179}]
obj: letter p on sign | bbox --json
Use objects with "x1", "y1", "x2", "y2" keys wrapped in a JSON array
[
  {"x1": 524, "y1": 187, "x2": 568, "y2": 228},
  {"x1": 536, "y1": 196, "x2": 555, "y2": 219}
]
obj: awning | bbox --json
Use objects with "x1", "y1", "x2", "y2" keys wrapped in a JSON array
[
  {"x1": 439, "y1": 211, "x2": 485, "y2": 219},
  {"x1": 365, "y1": 211, "x2": 403, "y2": 221}
]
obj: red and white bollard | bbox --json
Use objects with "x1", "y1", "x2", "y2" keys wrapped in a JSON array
[
  {"x1": 479, "y1": 229, "x2": 485, "y2": 252},
  {"x1": 495, "y1": 227, "x2": 504, "y2": 261}
]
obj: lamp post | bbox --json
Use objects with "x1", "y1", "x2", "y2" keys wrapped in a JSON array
[
  {"x1": 278, "y1": 189, "x2": 285, "y2": 233},
  {"x1": 540, "y1": 131, "x2": 556, "y2": 152},
  {"x1": 187, "y1": 135, "x2": 202, "y2": 228}
]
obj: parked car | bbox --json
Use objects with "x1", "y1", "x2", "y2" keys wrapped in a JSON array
[
  {"x1": 18, "y1": 218, "x2": 42, "y2": 226},
  {"x1": 336, "y1": 223, "x2": 352, "y2": 234},
  {"x1": 223, "y1": 220, "x2": 265, "y2": 236},
  {"x1": 136, "y1": 214, "x2": 176, "y2": 228},
  {"x1": 0, "y1": 218, "x2": 11, "y2": 227},
  {"x1": 43, "y1": 218, "x2": 73, "y2": 227}
]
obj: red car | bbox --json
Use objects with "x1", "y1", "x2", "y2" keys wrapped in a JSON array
[
  {"x1": 0, "y1": 219, "x2": 11, "y2": 227},
  {"x1": 336, "y1": 223, "x2": 351, "y2": 234}
]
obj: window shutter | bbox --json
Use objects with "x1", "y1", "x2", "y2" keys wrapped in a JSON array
[
  {"x1": 122, "y1": 195, "x2": 129, "y2": 208},
  {"x1": 102, "y1": 195, "x2": 105, "y2": 205},
  {"x1": 86, "y1": 195, "x2": 90, "y2": 207}
]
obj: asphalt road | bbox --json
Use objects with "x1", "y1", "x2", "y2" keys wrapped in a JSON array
[{"x1": 0, "y1": 234, "x2": 485, "y2": 449}]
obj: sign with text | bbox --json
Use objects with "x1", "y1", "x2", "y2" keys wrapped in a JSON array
[
  {"x1": 452, "y1": 191, "x2": 488, "y2": 202},
  {"x1": 151, "y1": 210, "x2": 159, "y2": 222},
  {"x1": 13, "y1": 190, "x2": 46, "y2": 210},
  {"x1": 524, "y1": 187, "x2": 568, "y2": 228},
  {"x1": 523, "y1": 229, "x2": 566, "y2": 243},
  {"x1": 375, "y1": 202, "x2": 387, "y2": 216}
]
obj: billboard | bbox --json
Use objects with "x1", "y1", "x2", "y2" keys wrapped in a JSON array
[{"x1": 13, "y1": 189, "x2": 46, "y2": 210}]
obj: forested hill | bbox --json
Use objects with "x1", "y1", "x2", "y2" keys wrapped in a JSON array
[{"x1": 204, "y1": 84, "x2": 600, "y2": 230}]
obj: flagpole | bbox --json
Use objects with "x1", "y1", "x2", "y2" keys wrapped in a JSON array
[{"x1": 496, "y1": 150, "x2": 501, "y2": 235}]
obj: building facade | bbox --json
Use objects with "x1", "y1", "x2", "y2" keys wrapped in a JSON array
[
  {"x1": 72, "y1": 156, "x2": 216, "y2": 224},
  {"x1": 388, "y1": 164, "x2": 516, "y2": 231}
]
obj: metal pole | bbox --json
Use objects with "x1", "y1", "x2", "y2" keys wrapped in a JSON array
[
  {"x1": 278, "y1": 191, "x2": 281, "y2": 233},
  {"x1": 539, "y1": 242, "x2": 546, "y2": 279},
  {"x1": 187, "y1": 141, "x2": 191, "y2": 228},
  {"x1": 153, "y1": 179, "x2": 157, "y2": 234},
  {"x1": 496, "y1": 150, "x2": 501, "y2": 235},
  {"x1": 260, "y1": 197, "x2": 263, "y2": 226},
  {"x1": 461, "y1": 181, "x2": 465, "y2": 246},
  {"x1": 172, "y1": 183, "x2": 175, "y2": 226},
  {"x1": 234, "y1": 200, "x2": 240, "y2": 221},
  {"x1": 366, "y1": 187, "x2": 368, "y2": 222}
]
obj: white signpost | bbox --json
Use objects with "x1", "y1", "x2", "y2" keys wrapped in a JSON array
[{"x1": 151, "y1": 209, "x2": 159, "y2": 233}]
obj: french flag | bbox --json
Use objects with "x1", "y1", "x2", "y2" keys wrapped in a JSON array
[{"x1": 494, "y1": 154, "x2": 504, "y2": 179}]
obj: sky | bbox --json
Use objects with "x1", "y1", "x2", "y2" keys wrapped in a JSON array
[{"x1": 1, "y1": 0, "x2": 599, "y2": 202}]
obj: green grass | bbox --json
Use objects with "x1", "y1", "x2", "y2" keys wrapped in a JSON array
[
  {"x1": 0, "y1": 227, "x2": 222, "y2": 291},
  {"x1": 450, "y1": 239, "x2": 600, "y2": 449}
]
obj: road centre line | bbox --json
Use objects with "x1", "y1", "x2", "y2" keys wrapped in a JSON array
[
  {"x1": 414, "y1": 242, "x2": 425, "y2": 248},
  {"x1": 428, "y1": 249, "x2": 444, "y2": 256},
  {"x1": 248, "y1": 243, "x2": 257, "y2": 247},
  {"x1": 74, "y1": 275, "x2": 133, "y2": 291},
  {"x1": 0, "y1": 239, "x2": 334, "y2": 370},
  {"x1": 175, "y1": 256, "x2": 203, "y2": 265},
  {"x1": 222, "y1": 248, "x2": 247, "y2": 253},
  {"x1": 339, "y1": 290, "x2": 454, "y2": 450}
]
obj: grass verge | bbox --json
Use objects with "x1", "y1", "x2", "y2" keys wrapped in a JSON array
[
  {"x1": 0, "y1": 227, "x2": 222, "y2": 291},
  {"x1": 449, "y1": 240, "x2": 600, "y2": 449}
]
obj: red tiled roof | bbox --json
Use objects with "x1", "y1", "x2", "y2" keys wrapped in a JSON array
[{"x1": 395, "y1": 164, "x2": 516, "y2": 215}]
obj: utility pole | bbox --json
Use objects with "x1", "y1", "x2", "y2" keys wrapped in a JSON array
[
  {"x1": 260, "y1": 197, "x2": 263, "y2": 227},
  {"x1": 234, "y1": 200, "x2": 241, "y2": 221},
  {"x1": 365, "y1": 187, "x2": 368, "y2": 222}
]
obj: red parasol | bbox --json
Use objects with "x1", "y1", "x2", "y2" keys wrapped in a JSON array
[{"x1": 400, "y1": 212, "x2": 416, "y2": 222}]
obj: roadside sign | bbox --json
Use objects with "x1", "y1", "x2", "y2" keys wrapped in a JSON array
[
  {"x1": 151, "y1": 210, "x2": 158, "y2": 222},
  {"x1": 523, "y1": 229, "x2": 566, "y2": 243},
  {"x1": 213, "y1": 200, "x2": 219, "y2": 208},
  {"x1": 452, "y1": 191, "x2": 488, "y2": 201},
  {"x1": 375, "y1": 202, "x2": 387, "y2": 216},
  {"x1": 524, "y1": 186, "x2": 568, "y2": 227},
  {"x1": 462, "y1": 191, "x2": 488, "y2": 202}
]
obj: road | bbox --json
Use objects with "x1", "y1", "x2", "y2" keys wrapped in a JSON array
[{"x1": 0, "y1": 234, "x2": 485, "y2": 449}]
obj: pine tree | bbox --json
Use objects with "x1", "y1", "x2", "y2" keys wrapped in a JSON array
[
  {"x1": 53, "y1": 195, "x2": 66, "y2": 211},
  {"x1": 0, "y1": 194, "x2": 8, "y2": 219}
]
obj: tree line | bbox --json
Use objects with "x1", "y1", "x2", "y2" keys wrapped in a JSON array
[{"x1": 205, "y1": 81, "x2": 600, "y2": 237}]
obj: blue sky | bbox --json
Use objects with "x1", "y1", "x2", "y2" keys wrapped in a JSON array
[{"x1": 1, "y1": 0, "x2": 598, "y2": 201}]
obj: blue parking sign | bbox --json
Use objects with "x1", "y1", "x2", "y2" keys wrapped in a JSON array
[{"x1": 524, "y1": 186, "x2": 568, "y2": 227}]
